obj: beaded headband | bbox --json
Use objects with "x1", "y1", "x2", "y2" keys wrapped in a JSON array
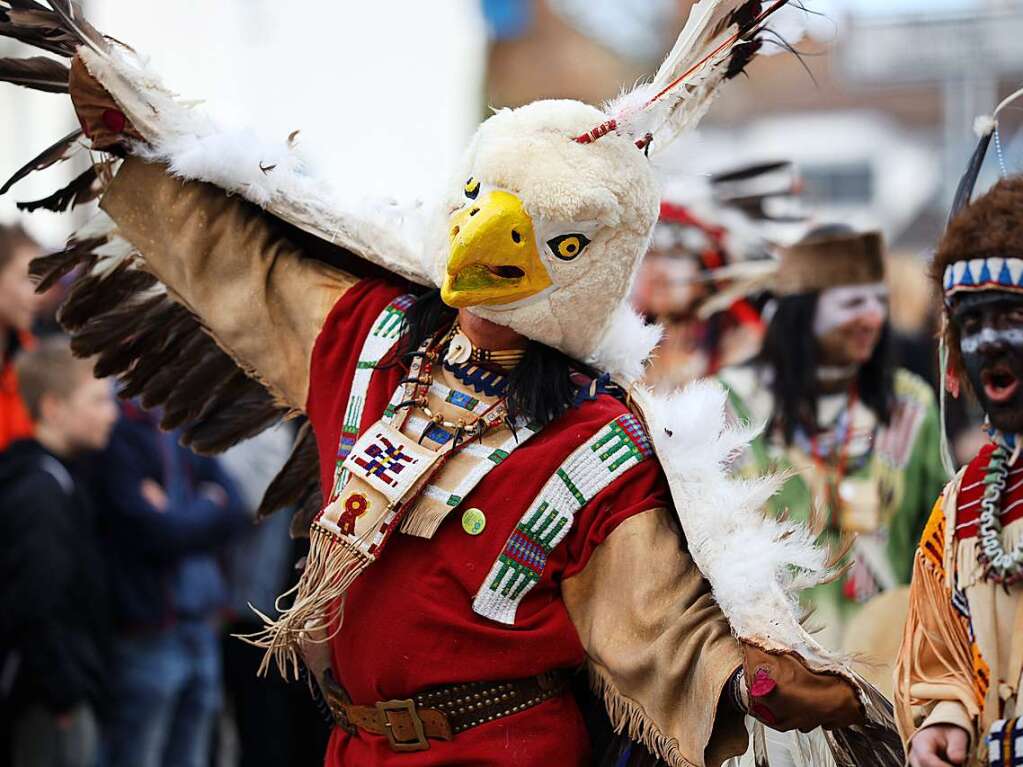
[{"x1": 943, "y1": 256, "x2": 1023, "y2": 298}]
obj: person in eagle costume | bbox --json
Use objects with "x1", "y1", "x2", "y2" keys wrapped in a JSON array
[{"x1": 0, "y1": 2, "x2": 904, "y2": 765}]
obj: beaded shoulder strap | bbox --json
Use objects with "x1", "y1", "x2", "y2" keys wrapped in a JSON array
[
  {"x1": 472, "y1": 412, "x2": 654, "y2": 625},
  {"x1": 326, "y1": 294, "x2": 415, "y2": 504}
]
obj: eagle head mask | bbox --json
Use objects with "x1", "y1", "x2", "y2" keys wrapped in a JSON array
[{"x1": 429, "y1": 100, "x2": 659, "y2": 363}]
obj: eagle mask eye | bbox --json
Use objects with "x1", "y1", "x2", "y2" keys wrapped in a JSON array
[
  {"x1": 547, "y1": 233, "x2": 591, "y2": 262},
  {"x1": 464, "y1": 177, "x2": 481, "y2": 200}
]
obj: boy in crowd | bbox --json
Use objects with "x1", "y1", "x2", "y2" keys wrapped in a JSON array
[
  {"x1": 0, "y1": 223, "x2": 42, "y2": 450},
  {"x1": 0, "y1": 337, "x2": 118, "y2": 767}
]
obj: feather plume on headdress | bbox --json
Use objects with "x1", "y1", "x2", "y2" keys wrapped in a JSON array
[{"x1": 576, "y1": 0, "x2": 791, "y2": 153}]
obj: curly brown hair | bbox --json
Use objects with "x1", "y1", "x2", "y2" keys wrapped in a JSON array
[
  {"x1": 935, "y1": 175, "x2": 1023, "y2": 383},
  {"x1": 933, "y1": 175, "x2": 1023, "y2": 285}
]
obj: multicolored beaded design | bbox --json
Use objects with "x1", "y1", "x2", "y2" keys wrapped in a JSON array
[
  {"x1": 473, "y1": 413, "x2": 654, "y2": 625},
  {"x1": 986, "y1": 717, "x2": 1023, "y2": 766},
  {"x1": 443, "y1": 359, "x2": 509, "y2": 397},
  {"x1": 327, "y1": 294, "x2": 415, "y2": 504},
  {"x1": 977, "y1": 435, "x2": 1023, "y2": 585}
]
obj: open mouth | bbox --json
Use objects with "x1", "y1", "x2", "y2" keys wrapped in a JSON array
[
  {"x1": 981, "y1": 362, "x2": 1021, "y2": 404},
  {"x1": 486, "y1": 265, "x2": 524, "y2": 280}
]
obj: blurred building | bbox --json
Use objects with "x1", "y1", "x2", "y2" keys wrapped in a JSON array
[
  {"x1": 484, "y1": 0, "x2": 1023, "y2": 253},
  {"x1": 0, "y1": 0, "x2": 488, "y2": 247},
  {"x1": 677, "y1": 1, "x2": 1023, "y2": 252}
]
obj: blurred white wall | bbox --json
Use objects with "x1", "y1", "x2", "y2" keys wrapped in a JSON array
[{"x1": 0, "y1": 0, "x2": 487, "y2": 247}]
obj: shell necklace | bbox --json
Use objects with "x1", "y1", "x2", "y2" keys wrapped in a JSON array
[{"x1": 978, "y1": 428, "x2": 1023, "y2": 584}]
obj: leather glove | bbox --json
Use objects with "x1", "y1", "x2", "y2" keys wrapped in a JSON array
[
  {"x1": 736, "y1": 641, "x2": 866, "y2": 732},
  {"x1": 68, "y1": 55, "x2": 144, "y2": 152}
]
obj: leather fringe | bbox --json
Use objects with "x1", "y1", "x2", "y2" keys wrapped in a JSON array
[
  {"x1": 399, "y1": 501, "x2": 451, "y2": 539},
  {"x1": 955, "y1": 516, "x2": 1023, "y2": 589},
  {"x1": 241, "y1": 523, "x2": 368, "y2": 680},
  {"x1": 586, "y1": 663, "x2": 693, "y2": 767}
]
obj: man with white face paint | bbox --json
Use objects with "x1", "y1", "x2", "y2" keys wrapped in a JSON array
[
  {"x1": 896, "y1": 175, "x2": 1023, "y2": 767},
  {"x1": 719, "y1": 226, "x2": 946, "y2": 661}
]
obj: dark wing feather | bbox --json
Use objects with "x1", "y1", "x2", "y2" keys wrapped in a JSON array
[
  {"x1": 43, "y1": 0, "x2": 105, "y2": 54},
  {"x1": 4, "y1": 0, "x2": 388, "y2": 547},
  {"x1": 159, "y1": 351, "x2": 241, "y2": 431},
  {"x1": 0, "y1": 54, "x2": 69, "y2": 92},
  {"x1": 42, "y1": 235, "x2": 296, "y2": 463},
  {"x1": 17, "y1": 165, "x2": 97, "y2": 212},
  {"x1": 824, "y1": 680, "x2": 905, "y2": 767},
  {"x1": 259, "y1": 420, "x2": 319, "y2": 521},
  {"x1": 181, "y1": 382, "x2": 283, "y2": 455},
  {"x1": 28, "y1": 233, "x2": 102, "y2": 290},
  {"x1": 0, "y1": 128, "x2": 81, "y2": 196},
  {"x1": 259, "y1": 420, "x2": 323, "y2": 539},
  {"x1": 289, "y1": 486, "x2": 323, "y2": 540}
]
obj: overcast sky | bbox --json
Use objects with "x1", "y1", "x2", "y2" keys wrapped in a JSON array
[{"x1": 836, "y1": 0, "x2": 981, "y2": 12}]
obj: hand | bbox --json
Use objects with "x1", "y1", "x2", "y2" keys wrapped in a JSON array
[
  {"x1": 909, "y1": 724, "x2": 969, "y2": 767},
  {"x1": 740, "y1": 641, "x2": 865, "y2": 732},
  {"x1": 68, "y1": 55, "x2": 143, "y2": 152},
  {"x1": 197, "y1": 482, "x2": 229, "y2": 509},
  {"x1": 140, "y1": 479, "x2": 168, "y2": 511}
]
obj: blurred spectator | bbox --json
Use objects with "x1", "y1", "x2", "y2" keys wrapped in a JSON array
[
  {"x1": 95, "y1": 401, "x2": 248, "y2": 767},
  {"x1": 718, "y1": 227, "x2": 946, "y2": 659},
  {"x1": 634, "y1": 203, "x2": 766, "y2": 389},
  {"x1": 0, "y1": 338, "x2": 117, "y2": 767},
  {"x1": 216, "y1": 423, "x2": 296, "y2": 767},
  {"x1": 0, "y1": 224, "x2": 42, "y2": 451}
]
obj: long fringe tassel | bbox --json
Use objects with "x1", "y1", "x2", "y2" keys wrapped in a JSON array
[
  {"x1": 239, "y1": 524, "x2": 369, "y2": 680},
  {"x1": 399, "y1": 501, "x2": 451, "y2": 538},
  {"x1": 586, "y1": 663, "x2": 688, "y2": 767}
]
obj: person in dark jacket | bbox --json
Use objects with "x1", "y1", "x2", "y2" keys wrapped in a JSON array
[
  {"x1": 0, "y1": 337, "x2": 118, "y2": 767},
  {"x1": 95, "y1": 399, "x2": 248, "y2": 767}
]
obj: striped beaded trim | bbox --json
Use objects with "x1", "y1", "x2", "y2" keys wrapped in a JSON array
[
  {"x1": 327, "y1": 295, "x2": 414, "y2": 504},
  {"x1": 944, "y1": 257, "x2": 1023, "y2": 298},
  {"x1": 420, "y1": 422, "x2": 540, "y2": 510},
  {"x1": 472, "y1": 413, "x2": 654, "y2": 625},
  {"x1": 986, "y1": 717, "x2": 1023, "y2": 766}
]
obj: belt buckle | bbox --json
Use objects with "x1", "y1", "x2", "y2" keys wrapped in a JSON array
[{"x1": 377, "y1": 698, "x2": 429, "y2": 752}]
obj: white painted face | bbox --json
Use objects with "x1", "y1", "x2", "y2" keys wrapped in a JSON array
[
  {"x1": 812, "y1": 283, "x2": 889, "y2": 338},
  {"x1": 428, "y1": 99, "x2": 659, "y2": 362}
]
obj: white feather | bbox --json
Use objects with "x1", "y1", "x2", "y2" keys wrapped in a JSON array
[
  {"x1": 587, "y1": 303, "x2": 662, "y2": 383},
  {"x1": 604, "y1": 0, "x2": 779, "y2": 154},
  {"x1": 76, "y1": 45, "x2": 433, "y2": 288},
  {"x1": 974, "y1": 114, "x2": 997, "y2": 138},
  {"x1": 74, "y1": 209, "x2": 116, "y2": 241},
  {"x1": 89, "y1": 236, "x2": 137, "y2": 279},
  {"x1": 629, "y1": 380, "x2": 839, "y2": 663}
]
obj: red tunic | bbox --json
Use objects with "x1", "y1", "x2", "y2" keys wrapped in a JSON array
[{"x1": 306, "y1": 280, "x2": 670, "y2": 766}]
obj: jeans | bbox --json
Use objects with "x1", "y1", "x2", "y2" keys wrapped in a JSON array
[
  {"x1": 104, "y1": 620, "x2": 222, "y2": 767},
  {"x1": 12, "y1": 703, "x2": 99, "y2": 767}
]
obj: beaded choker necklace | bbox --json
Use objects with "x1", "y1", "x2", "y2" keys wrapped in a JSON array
[
  {"x1": 977, "y1": 427, "x2": 1023, "y2": 584},
  {"x1": 395, "y1": 327, "x2": 508, "y2": 446},
  {"x1": 445, "y1": 325, "x2": 525, "y2": 371}
]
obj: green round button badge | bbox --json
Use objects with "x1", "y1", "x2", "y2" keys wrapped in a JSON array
[{"x1": 461, "y1": 507, "x2": 486, "y2": 536}]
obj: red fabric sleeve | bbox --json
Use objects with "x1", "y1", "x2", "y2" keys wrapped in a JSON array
[{"x1": 561, "y1": 456, "x2": 672, "y2": 581}]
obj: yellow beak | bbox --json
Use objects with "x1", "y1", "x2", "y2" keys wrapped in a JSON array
[{"x1": 441, "y1": 190, "x2": 552, "y2": 308}]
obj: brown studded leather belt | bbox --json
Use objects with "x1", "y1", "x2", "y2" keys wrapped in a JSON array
[{"x1": 320, "y1": 669, "x2": 570, "y2": 752}]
